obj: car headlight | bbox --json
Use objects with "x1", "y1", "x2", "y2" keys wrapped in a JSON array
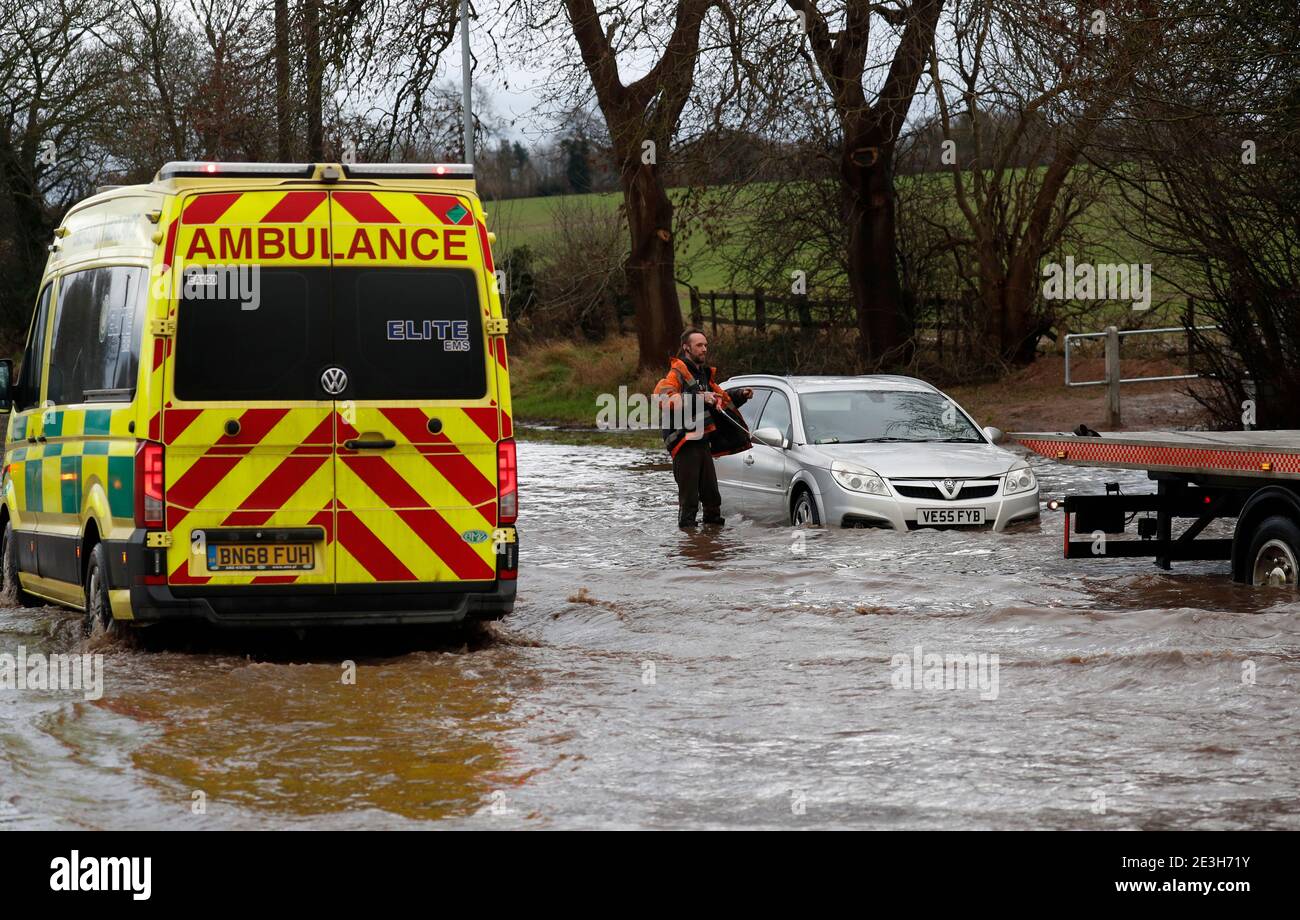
[
  {"x1": 1003, "y1": 466, "x2": 1037, "y2": 495},
  {"x1": 831, "y1": 461, "x2": 889, "y2": 496}
]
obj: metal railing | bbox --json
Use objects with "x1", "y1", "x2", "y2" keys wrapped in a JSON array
[
  {"x1": 1064, "y1": 323, "x2": 1221, "y2": 427},
  {"x1": 1064, "y1": 324, "x2": 1221, "y2": 387}
]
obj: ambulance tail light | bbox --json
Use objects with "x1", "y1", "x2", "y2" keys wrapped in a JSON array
[
  {"x1": 135, "y1": 441, "x2": 165, "y2": 527},
  {"x1": 498, "y1": 438, "x2": 517, "y2": 524},
  {"x1": 342, "y1": 163, "x2": 474, "y2": 179}
]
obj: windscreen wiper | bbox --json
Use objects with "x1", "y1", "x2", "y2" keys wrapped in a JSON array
[{"x1": 838, "y1": 437, "x2": 924, "y2": 443}]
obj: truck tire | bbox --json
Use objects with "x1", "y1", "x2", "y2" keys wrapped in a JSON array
[{"x1": 1246, "y1": 515, "x2": 1300, "y2": 588}]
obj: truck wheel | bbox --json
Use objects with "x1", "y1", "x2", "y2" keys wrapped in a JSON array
[
  {"x1": 791, "y1": 489, "x2": 821, "y2": 527},
  {"x1": 83, "y1": 543, "x2": 120, "y2": 637},
  {"x1": 1247, "y1": 516, "x2": 1300, "y2": 588},
  {"x1": 1, "y1": 522, "x2": 39, "y2": 608}
]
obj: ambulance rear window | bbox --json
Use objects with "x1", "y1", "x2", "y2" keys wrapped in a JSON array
[
  {"x1": 332, "y1": 267, "x2": 486, "y2": 400},
  {"x1": 174, "y1": 267, "x2": 329, "y2": 401}
]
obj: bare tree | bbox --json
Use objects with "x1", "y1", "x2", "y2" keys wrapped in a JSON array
[
  {"x1": 1105, "y1": 0, "x2": 1300, "y2": 427},
  {"x1": 784, "y1": 0, "x2": 943, "y2": 367},
  {"x1": 925, "y1": 0, "x2": 1163, "y2": 365},
  {"x1": 0, "y1": 0, "x2": 122, "y2": 335},
  {"x1": 495, "y1": 0, "x2": 770, "y2": 368}
]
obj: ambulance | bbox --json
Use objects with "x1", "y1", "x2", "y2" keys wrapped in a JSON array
[{"x1": 0, "y1": 162, "x2": 518, "y2": 630}]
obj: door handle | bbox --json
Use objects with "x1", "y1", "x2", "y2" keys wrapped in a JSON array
[
  {"x1": 344, "y1": 439, "x2": 396, "y2": 450},
  {"x1": 743, "y1": 454, "x2": 754, "y2": 465}
]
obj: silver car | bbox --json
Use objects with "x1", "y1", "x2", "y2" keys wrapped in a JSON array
[{"x1": 714, "y1": 375, "x2": 1040, "y2": 531}]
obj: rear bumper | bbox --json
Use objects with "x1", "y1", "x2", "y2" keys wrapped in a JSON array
[{"x1": 128, "y1": 579, "x2": 517, "y2": 627}]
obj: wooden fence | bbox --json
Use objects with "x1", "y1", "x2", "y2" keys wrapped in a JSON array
[
  {"x1": 687, "y1": 289, "x2": 853, "y2": 333},
  {"x1": 684, "y1": 288, "x2": 987, "y2": 363}
]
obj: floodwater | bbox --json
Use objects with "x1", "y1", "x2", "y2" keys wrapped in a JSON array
[{"x1": 1, "y1": 442, "x2": 1296, "y2": 829}]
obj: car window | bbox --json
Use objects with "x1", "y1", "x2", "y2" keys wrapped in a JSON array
[
  {"x1": 15, "y1": 283, "x2": 53, "y2": 411},
  {"x1": 756, "y1": 390, "x2": 792, "y2": 441},
  {"x1": 798, "y1": 390, "x2": 984, "y2": 443},
  {"x1": 47, "y1": 266, "x2": 148, "y2": 405},
  {"x1": 737, "y1": 387, "x2": 770, "y2": 429}
]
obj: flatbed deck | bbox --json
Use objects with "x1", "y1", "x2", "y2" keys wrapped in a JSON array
[
  {"x1": 1009, "y1": 430, "x2": 1300, "y2": 581},
  {"x1": 1012, "y1": 430, "x2": 1300, "y2": 480}
]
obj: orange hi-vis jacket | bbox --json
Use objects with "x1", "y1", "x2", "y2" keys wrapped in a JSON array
[{"x1": 653, "y1": 356, "x2": 751, "y2": 457}]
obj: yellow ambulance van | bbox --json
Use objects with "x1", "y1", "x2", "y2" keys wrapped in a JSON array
[{"x1": 0, "y1": 161, "x2": 517, "y2": 630}]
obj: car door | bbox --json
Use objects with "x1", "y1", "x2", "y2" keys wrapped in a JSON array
[
  {"x1": 745, "y1": 388, "x2": 796, "y2": 522},
  {"x1": 718, "y1": 386, "x2": 768, "y2": 515}
]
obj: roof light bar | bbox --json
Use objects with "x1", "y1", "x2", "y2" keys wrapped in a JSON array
[
  {"x1": 341, "y1": 163, "x2": 474, "y2": 179},
  {"x1": 157, "y1": 161, "x2": 316, "y2": 180}
]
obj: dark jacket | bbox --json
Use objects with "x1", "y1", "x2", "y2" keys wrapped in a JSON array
[{"x1": 653, "y1": 355, "x2": 752, "y2": 457}]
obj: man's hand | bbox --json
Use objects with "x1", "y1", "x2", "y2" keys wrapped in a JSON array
[
  {"x1": 740, "y1": 388, "x2": 753, "y2": 400},
  {"x1": 702, "y1": 392, "x2": 718, "y2": 407}
]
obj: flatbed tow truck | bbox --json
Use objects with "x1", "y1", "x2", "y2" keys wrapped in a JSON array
[{"x1": 1012, "y1": 430, "x2": 1300, "y2": 587}]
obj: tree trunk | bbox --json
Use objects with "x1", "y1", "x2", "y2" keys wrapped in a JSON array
[
  {"x1": 841, "y1": 140, "x2": 908, "y2": 367},
  {"x1": 1000, "y1": 261, "x2": 1043, "y2": 365},
  {"x1": 303, "y1": 0, "x2": 324, "y2": 160},
  {"x1": 621, "y1": 160, "x2": 684, "y2": 368},
  {"x1": 274, "y1": 0, "x2": 292, "y2": 160}
]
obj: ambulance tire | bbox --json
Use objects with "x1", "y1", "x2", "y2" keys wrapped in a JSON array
[
  {"x1": 1, "y1": 521, "x2": 39, "y2": 608},
  {"x1": 83, "y1": 543, "x2": 121, "y2": 638}
]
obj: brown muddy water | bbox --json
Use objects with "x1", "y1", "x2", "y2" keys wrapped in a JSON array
[{"x1": 1, "y1": 442, "x2": 1297, "y2": 829}]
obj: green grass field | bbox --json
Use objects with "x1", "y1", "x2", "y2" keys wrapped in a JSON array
[
  {"x1": 483, "y1": 172, "x2": 1200, "y2": 338},
  {"x1": 485, "y1": 186, "x2": 740, "y2": 292}
]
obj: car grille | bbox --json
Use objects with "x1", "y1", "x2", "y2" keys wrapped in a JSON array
[{"x1": 889, "y1": 480, "x2": 1000, "y2": 500}]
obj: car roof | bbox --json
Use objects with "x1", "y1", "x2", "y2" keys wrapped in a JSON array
[{"x1": 722, "y1": 374, "x2": 942, "y2": 394}]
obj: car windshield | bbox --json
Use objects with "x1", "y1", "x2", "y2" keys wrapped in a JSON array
[{"x1": 798, "y1": 389, "x2": 985, "y2": 444}]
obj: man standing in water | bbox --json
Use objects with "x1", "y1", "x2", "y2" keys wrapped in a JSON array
[{"x1": 653, "y1": 328, "x2": 753, "y2": 528}]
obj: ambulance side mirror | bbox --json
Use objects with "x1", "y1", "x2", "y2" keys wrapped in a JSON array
[{"x1": 0, "y1": 359, "x2": 12, "y2": 412}]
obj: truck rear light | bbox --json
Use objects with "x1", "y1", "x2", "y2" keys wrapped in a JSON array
[
  {"x1": 135, "y1": 441, "x2": 165, "y2": 527},
  {"x1": 498, "y1": 438, "x2": 517, "y2": 524}
]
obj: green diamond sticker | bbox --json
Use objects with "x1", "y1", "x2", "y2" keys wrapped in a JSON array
[{"x1": 446, "y1": 203, "x2": 469, "y2": 224}]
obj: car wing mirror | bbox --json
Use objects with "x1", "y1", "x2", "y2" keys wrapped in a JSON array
[
  {"x1": 753, "y1": 426, "x2": 787, "y2": 449},
  {"x1": 983, "y1": 426, "x2": 1004, "y2": 444}
]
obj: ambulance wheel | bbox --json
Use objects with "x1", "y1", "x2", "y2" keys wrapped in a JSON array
[
  {"x1": 83, "y1": 544, "x2": 121, "y2": 637},
  {"x1": 791, "y1": 488, "x2": 821, "y2": 527},
  {"x1": 1248, "y1": 516, "x2": 1300, "y2": 588},
  {"x1": 1, "y1": 521, "x2": 39, "y2": 608}
]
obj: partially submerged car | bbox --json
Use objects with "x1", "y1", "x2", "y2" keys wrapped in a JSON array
[{"x1": 714, "y1": 375, "x2": 1040, "y2": 531}]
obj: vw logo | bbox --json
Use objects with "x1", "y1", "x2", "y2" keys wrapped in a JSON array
[{"x1": 321, "y1": 367, "x2": 348, "y2": 395}]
